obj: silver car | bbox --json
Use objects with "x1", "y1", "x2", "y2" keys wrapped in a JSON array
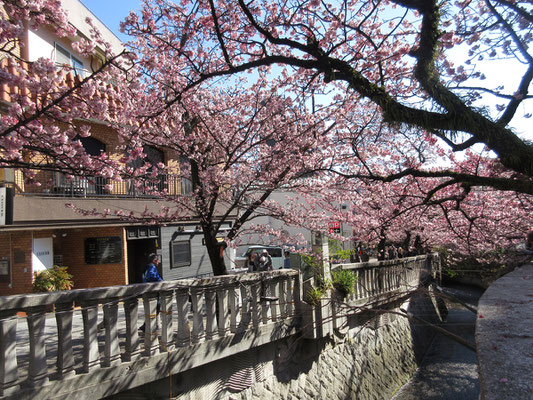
[{"x1": 234, "y1": 245, "x2": 284, "y2": 270}]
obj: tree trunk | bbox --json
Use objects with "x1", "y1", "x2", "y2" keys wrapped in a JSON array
[{"x1": 202, "y1": 226, "x2": 228, "y2": 276}]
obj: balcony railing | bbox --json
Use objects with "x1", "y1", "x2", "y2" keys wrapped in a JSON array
[{"x1": 14, "y1": 170, "x2": 192, "y2": 198}]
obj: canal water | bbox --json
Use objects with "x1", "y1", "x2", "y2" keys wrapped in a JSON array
[{"x1": 392, "y1": 284, "x2": 485, "y2": 400}]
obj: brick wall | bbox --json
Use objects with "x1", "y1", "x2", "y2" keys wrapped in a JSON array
[
  {"x1": 59, "y1": 226, "x2": 128, "y2": 289},
  {"x1": 0, "y1": 225, "x2": 129, "y2": 295},
  {"x1": 0, "y1": 231, "x2": 33, "y2": 296}
]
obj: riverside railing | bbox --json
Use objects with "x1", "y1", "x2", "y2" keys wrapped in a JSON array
[
  {"x1": 0, "y1": 270, "x2": 300, "y2": 398},
  {"x1": 331, "y1": 254, "x2": 436, "y2": 304}
]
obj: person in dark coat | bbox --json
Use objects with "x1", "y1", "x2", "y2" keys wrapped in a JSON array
[
  {"x1": 139, "y1": 253, "x2": 163, "y2": 332},
  {"x1": 143, "y1": 253, "x2": 163, "y2": 283}
]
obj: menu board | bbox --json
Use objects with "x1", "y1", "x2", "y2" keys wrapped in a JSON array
[{"x1": 85, "y1": 236, "x2": 122, "y2": 264}]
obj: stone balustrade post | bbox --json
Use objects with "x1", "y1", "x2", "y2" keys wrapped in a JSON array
[
  {"x1": 26, "y1": 306, "x2": 49, "y2": 387},
  {"x1": 371, "y1": 268, "x2": 377, "y2": 295},
  {"x1": 217, "y1": 287, "x2": 230, "y2": 337},
  {"x1": 354, "y1": 270, "x2": 361, "y2": 299},
  {"x1": 160, "y1": 290, "x2": 175, "y2": 352},
  {"x1": 142, "y1": 292, "x2": 160, "y2": 356},
  {"x1": 0, "y1": 311, "x2": 19, "y2": 396},
  {"x1": 55, "y1": 302, "x2": 75, "y2": 378},
  {"x1": 81, "y1": 300, "x2": 101, "y2": 373},
  {"x1": 191, "y1": 288, "x2": 205, "y2": 344},
  {"x1": 175, "y1": 289, "x2": 191, "y2": 347},
  {"x1": 279, "y1": 278, "x2": 288, "y2": 319},
  {"x1": 293, "y1": 273, "x2": 302, "y2": 316},
  {"x1": 123, "y1": 297, "x2": 141, "y2": 362},
  {"x1": 261, "y1": 279, "x2": 271, "y2": 325},
  {"x1": 102, "y1": 298, "x2": 120, "y2": 367},
  {"x1": 229, "y1": 284, "x2": 240, "y2": 333},
  {"x1": 205, "y1": 290, "x2": 217, "y2": 341},
  {"x1": 269, "y1": 280, "x2": 279, "y2": 322},
  {"x1": 250, "y1": 282, "x2": 260, "y2": 327},
  {"x1": 238, "y1": 284, "x2": 250, "y2": 331}
]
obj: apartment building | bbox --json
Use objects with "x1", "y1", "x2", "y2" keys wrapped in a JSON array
[{"x1": 0, "y1": 0, "x2": 234, "y2": 295}]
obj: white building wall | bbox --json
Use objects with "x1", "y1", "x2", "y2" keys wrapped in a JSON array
[
  {"x1": 61, "y1": 0, "x2": 123, "y2": 54},
  {"x1": 27, "y1": 0, "x2": 123, "y2": 68}
]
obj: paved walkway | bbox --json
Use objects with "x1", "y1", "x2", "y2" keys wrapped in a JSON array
[
  {"x1": 14, "y1": 301, "x2": 188, "y2": 381},
  {"x1": 392, "y1": 285, "x2": 483, "y2": 400},
  {"x1": 476, "y1": 264, "x2": 533, "y2": 400}
]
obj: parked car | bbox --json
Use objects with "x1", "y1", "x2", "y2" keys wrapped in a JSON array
[{"x1": 234, "y1": 245, "x2": 284, "y2": 270}]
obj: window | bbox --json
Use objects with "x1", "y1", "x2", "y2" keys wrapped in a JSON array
[
  {"x1": 171, "y1": 240, "x2": 191, "y2": 268},
  {"x1": 179, "y1": 156, "x2": 193, "y2": 195},
  {"x1": 127, "y1": 145, "x2": 167, "y2": 193},
  {"x1": 0, "y1": 259, "x2": 10, "y2": 283},
  {"x1": 53, "y1": 137, "x2": 107, "y2": 195},
  {"x1": 55, "y1": 42, "x2": 85, "y2": 77}
]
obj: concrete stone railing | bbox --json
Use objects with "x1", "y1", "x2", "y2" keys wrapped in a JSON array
[
  {"x1": 0, "y1": 270, "x2": 300, "y2": 399},
  {"x1": 332, "y1": 254, "x2": 436, "y2": 304},
  {"x1": 302, "y1": 254, "x2": 439, "y2": 339},
  {"x1": 0, "y1": 255, "x2": 439, "y2": 399}
]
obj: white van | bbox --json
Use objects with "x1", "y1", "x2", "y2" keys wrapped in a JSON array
[{"x1": 234, "y1": 245, "x2": 284, "y2": 270}]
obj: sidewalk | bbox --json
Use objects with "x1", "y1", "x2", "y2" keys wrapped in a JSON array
[{"x1": 476, "y1": 264, "x2": 533, "y2": 400}]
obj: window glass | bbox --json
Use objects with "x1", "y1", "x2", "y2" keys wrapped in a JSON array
[
  {"x1": 179, "y1": 156, "x2": 192, "y2": 195},
  {"x1": 55, "y1": 42, "x2": 85, "y2": 77},
  {"x1": 71, "y1": 56, "x2": 85, "y2": 77},
  {"x1": 171, "y1": 240, "x2": 191, "y2": 268},
  {"x1": 55, "y1": 44, "x2": 71, "y2": 65},
  {"x1": 267, "y1": 248, "x2": 282, "y2": 257}
]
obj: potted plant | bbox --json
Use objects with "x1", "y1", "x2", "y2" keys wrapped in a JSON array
[
  {"x1": 33, "y1": 265, "x2": 73, "y2": 292},
  {"x1": 331, "y1": 269, "x2": 357, "y2": 298}
]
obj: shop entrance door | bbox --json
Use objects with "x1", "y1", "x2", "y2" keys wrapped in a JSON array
[{"x1": 127, "y1": 238, "x2": 158, "y2": 284}]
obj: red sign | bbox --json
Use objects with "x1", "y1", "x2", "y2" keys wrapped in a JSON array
[{"x1": 328, "y1": 221, "x2": 341, "y2": 234}]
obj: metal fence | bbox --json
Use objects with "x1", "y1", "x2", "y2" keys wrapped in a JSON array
[{"x1": 14, "y1": 170, "x2": 192, "y2": 198}]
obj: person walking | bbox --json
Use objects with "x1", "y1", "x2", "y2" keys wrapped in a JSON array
[
  {"x1": 139, "y1": 253, "x2": 163, "y2": 332},
  {"x1": 283, "y1": 251, "x2": 291, "y2": 269},
  {"x1": 246, "y1": 252, "x2": 257, "y2": 272},
  {"x1": 256, "y1": 249, "x2": 273, "y2": 271}
]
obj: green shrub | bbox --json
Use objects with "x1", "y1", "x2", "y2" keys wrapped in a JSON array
[
  {"x1": 306, "y1": 286, "x2": 327, "y2": 306},
  {"x1": 33, "y1": 266, "x2": 73, "y2": 292},
  {"x1": 331, "y1": 269, "x2": 358, "y2": 296}
]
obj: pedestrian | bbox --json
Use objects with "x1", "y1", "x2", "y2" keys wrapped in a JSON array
[
  {"x1": 517, "y1": 231, "x2": 533, "y2": 255},
  {"x1": 283, "y1": 251, "x2": 291, "y2": 269},
  {"x1": 246, "y1": 252, "x2": 257, "y2": 272},
  {"x1": 256, "y1": 249, "x2": 273, "y2": 271},
  {"x1": 398, "y1": 247, "x2": 404, "y2": 258},
  {"x1": 526, "y1": 231, "x2": 533, "y2": 252},
  {"x1": 139, "y1": 253, "x2": 163, "y2": 332}
]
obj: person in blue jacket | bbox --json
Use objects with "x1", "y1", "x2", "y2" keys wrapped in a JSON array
[
  {"x1": 139, "y1": 253, "x2": 162, "y2": 332},
  {"x1": 143, "y1": 253, "x2": 163, "y2": 283}
]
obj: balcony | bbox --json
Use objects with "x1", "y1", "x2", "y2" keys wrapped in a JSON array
[{"x1": 14, "y1": 170, "x2": 192, "y2": 198}]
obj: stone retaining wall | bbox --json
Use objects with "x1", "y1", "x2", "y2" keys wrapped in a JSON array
[{"x1": 116, "y1": 288, "x2": 440, "y2": 400}]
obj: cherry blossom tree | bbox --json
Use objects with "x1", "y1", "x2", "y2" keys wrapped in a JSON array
[
  {"x1": 120, "y1": 0, "x2": 533, "y2": 258},
  {"x1": 110, "y1": 82, "x2": 330, "y2": 275},
  {"x1": 0, "y1": 1, "x2": 331, "y2": 276},
  {"x1": 0, "y1": 0, "x2": 132, "y2": 181},
  {"x1": 2, "y1": 0, "x2": 532, "y2": 273}
]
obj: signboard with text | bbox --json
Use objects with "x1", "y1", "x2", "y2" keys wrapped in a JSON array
[
  {"x1": 32, "y1": 237, "x2": 54, "y2": 272},
  {"x1": 328, "y1": 221, "x2": 341, "y2": 234}
]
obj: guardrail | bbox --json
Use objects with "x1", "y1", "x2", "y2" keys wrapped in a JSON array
[
  {"x1": 301, "y1": 254, "x2": 440, "y2": 338},
  {"x1": 331, "y1": 254, "x2": 436, "y2": 304},
  {"x1": 13, "y1": 170, "x2": 192, "y2": 198},
  {"x1": 0, "y1": 270, "x2": 300, "y2": 397},
  {"x1": 0, "y1": 255, "x2": 438, "y2": 399}
]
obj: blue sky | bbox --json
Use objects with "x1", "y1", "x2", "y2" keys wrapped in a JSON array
[
  {"x1": 78, "y1": 0, "x2": 531, "y2": 140},
  {"x1": 80, "y1": 0, "x2": 141, "y2": 42}
]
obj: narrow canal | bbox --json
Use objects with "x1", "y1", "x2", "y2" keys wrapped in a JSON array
[{"x1": 392, "y1": 284, "x2": 484, "y2": 400}]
